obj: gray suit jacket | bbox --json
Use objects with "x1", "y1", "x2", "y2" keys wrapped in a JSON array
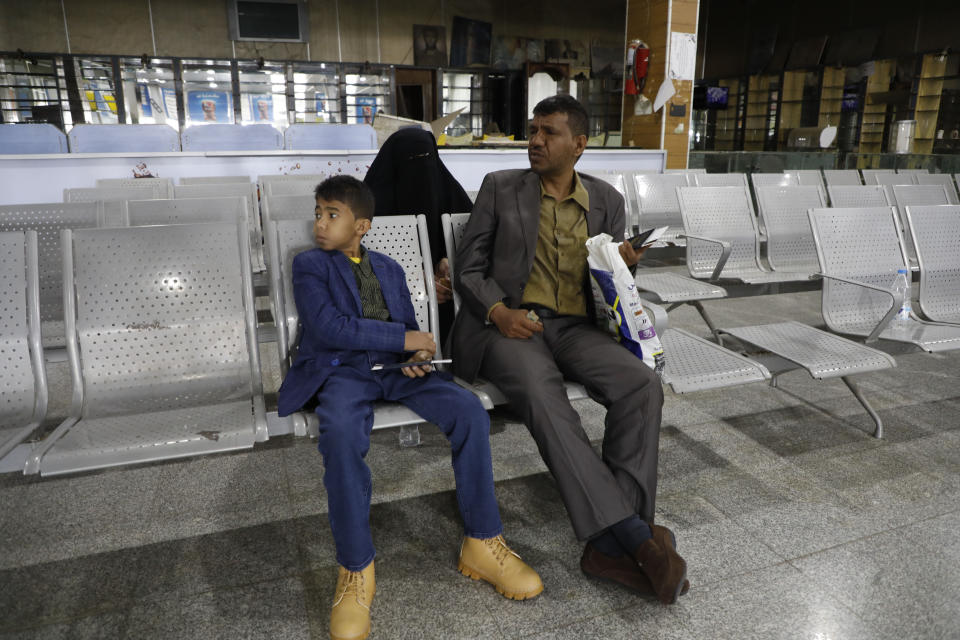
[{"x1": 451, "y1": 168, "x2": 627, "y2": 382}]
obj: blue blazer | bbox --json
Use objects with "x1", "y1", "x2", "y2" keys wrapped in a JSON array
[{"x1": 277, "y1": 246, "x2": 420, "y2": 417}]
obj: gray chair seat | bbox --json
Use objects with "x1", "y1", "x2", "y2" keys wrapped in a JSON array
[
  {"x1": 659, "y1": 328, "x2": 770, "y2": 393},
  {"x1": 633, "y1": 173, "x2": 690, "y2": 246},
  {"x1": 720, "y1": 321, "x2": 896, "y2": 379},
  {"x1": 634, "y1": 271, "x2": 726, "y2": 302},
  {"x1": 35, "y1": 400, "x2": 257, "y2": 476},
  {"x1": 904, "y1": 204, "x2": 960, "y2": 324}
]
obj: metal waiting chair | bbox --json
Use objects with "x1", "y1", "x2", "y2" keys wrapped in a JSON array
[
  {"x1": 677, "y1": 186, "x2": 810, "y2": 283},
  {"x1": 754, "y1": 185, "x2": 827, "y2": 276},
  {"x1": 792, "y1": 170, "x2": 826, "y2": 191},
  {"x1": 692, "y1": 173, "x2": 749, "y2": 188},
  {"x1": 64, "y1": 185, "x2": 168, "y2": 225},
  {"x1": 826, "y1": 185, "x2": 890, "y2": 209},
  {"x1": 873, "y1": 172, "x2": 917, "y2": 187},
  {"x1": 897, "y1": 169, "x2": 929, "y2": 176},
  {"x1": 24, "y1": 222, "x2": 267, "y2": 476},
  {"x1": 441, "y1": 213, "x2": 771, "y2": 395},
  {"x1": 260, "y1": 175, "x2": 328, "y2": 198},
  {"x1": 634, "y1": 172, "x2": 690, "y2": 244},
  {"x1": 886, "y1": 184, "x2": 952, "y2": 263},
  {"x1": 95, "y1": 177, "x2": 174, "y2": 197},
  {"x1": 750, "y1": 173, "x2": 798, "y2": 190},
  {"x1": 265, "y1": 214, "x2": 477, "y2": 438},
  {"x1": 0, "y1": 202, "x2": 107, "y2": 350},
  {"x1": 903, "y1": 204, "x2": 960, "y2": 325},
  {"x1": 915, "y1": 174, "x2": 960, "y2": 204},
  {"x1": 583, "y1": 170, "x2": 634, "y2": 233},
  {"x1": 822, "y1": 169, "x2": 862, "y2": 186},
  {"x1": 861, "y1": 169, "x2": 896, "y2": 185},
  {"x1": 0, "y1": 231, "x2": 48, "y2": 461},
  {"x1": 807, "y1": 206, "x2": 960, "y2": 354},
  {"x1": 173, "y1": 183, "x2": 264, "y2": 272}
]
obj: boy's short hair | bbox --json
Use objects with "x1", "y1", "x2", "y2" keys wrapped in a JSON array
[
  {"x1": 532, "y1": 95, "x2": 589, "y2": 138},
  {"x1": 314, "y1": 175, "x2": 375, "y2": 221}
]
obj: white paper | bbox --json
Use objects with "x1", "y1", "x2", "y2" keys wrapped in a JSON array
[
  {"x1": 653, "y1": 79, "x2": 675, "y2": 113},
  {"x1": 669, "y1": 32, "x2": 697, "y2": 81},
  {"x1": 640, "y1": 226, "x2": 671, "y2": 247}
]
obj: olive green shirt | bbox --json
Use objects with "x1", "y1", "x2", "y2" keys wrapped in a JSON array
[
  {"x1": 348, "y1": 247, "x2": 391, "y2": 322},
  {"x1": 520, "y1": 173, "x2": 591, "y2": 316}
]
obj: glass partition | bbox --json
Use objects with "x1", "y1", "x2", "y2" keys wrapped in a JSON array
[
  {"x1": 74, "y1": 56, "x2": 118, "y2": 125},
  {"x1": 291, "y1": 62, "x2": 340, "y2": 123},
  {"x1": 237, "y1": 59, "x2": 288, "y2": 128},
  {"x1": 441, "y1": 71, "x2": 485, "y2": 137},
  {"x1": 118, "y1": 56, "x2": 179, "y2": 129},
  {"x1": 180, "y1": 58, "x2": 234, "y2": 125},
  {"x1": 343, "y1": 65, "x2": 392, "y2": 125},
  {"x1": 0, "y1": 54, "x2": 65, "y2": 127}
]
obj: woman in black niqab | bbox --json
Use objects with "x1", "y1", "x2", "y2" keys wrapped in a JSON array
[{"x1": 363, "y1": 128, "x2": 474, "y2": 338}]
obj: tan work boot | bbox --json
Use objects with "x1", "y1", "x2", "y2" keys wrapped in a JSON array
[
  {"x1": 330, "y1": 562, "x2": 375, "y2": 640},
  {"x1": 458, "y1": 535, "x2": 544, "y2": 600}
]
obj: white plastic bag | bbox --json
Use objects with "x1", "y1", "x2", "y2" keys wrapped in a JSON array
[{"x1": 586, "y1": 233, "x2": 665, "y2": 375}]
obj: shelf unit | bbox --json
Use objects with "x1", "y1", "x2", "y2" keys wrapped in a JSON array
[
  {"x1": 858, "y1": 59, "x2": 894, "y2": 154},
  {"x1": 819, "y1": 67, "x2": 845, "y2": 129},
  {"x1": 912, "y1": 53, "x2": 948, "y2": 154},
  {"x1": 777, "y1": 70, "x2": 805, "y2": 146},
  {"x1": 744, "y1": 74, "x2": 777, "y2": 151},
  {"x1": 712, "y1": 77, "x2": 742, "y2": 151}
]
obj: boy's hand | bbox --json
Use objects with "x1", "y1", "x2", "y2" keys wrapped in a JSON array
[
  {"x1": 404, "y1": 331, "x2": 436, "y2": 355},
  {"x1": 490, "y1": 305, "x2": 543, "y2": 339},
  {"x1": 401, "y1": 350, "x2": 433, "y2": 378}
]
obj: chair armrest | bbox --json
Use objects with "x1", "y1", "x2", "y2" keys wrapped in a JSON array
[
  {"x1": 640, "y1": 297, "x2": 669, "y2": 332},
  {"x1": 812, "y1": 272, "x2": 898, "y2": 342},
  {"x1": 678, "y1": 233, "x2": 732, "y2": 281}
]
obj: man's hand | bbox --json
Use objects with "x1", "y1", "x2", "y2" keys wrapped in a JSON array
[
  {"x1": 619, "y1": 240, "x2": 647, "y2": 267},
  {"x1": 403, "y1": 331, "x2": 436, "y2": 355},
  {"x1": 401, "y1": 349, "x2": 434, "y2": 378},
  {"x1": 490, "y1": 305, "x2": 544, "y2": 339},
  {"x1": 434, "y1": 257, "x2": 452, "y2": 304}
]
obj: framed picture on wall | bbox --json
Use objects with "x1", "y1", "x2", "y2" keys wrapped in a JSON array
[
  {"x1": 450, "y1": 16, "x2": 492, "y2": 68},
  {"x1": 187, "y1": 90, "x2": 233, "y2": 124},
  {"x1": 413, "y1": 25, "x2": 447, "y2": 67},
  {"x1": 356, "y1": 96, "x2": 377, "y2": 124},
  {"x1": 249, "y1": 94, "x2": 273, "y2": 121}
]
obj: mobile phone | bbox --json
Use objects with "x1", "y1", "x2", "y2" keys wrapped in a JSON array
[
  {"x1": 627, "y1": 226, "x2": 669, "y2": 250},
  {"x1": 370, "y1": 359, "x2": 452, "y2": 371}
]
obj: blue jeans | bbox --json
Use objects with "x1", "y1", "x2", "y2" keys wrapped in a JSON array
[{"x1": 314, "y1": 366, "x2": 503, "y2": 571}]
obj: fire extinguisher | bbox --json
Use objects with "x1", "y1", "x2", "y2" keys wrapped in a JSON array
[{"x1": 625, "y1": 39, "x2": 650, "y2": 95}]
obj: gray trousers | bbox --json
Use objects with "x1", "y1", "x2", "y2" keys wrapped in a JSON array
[{"x1": 480, "y1": 316, "x2": 664, "y2": 540}]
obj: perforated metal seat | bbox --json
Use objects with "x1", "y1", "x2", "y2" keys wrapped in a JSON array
[
  {"x1": 0, "y1": 231, "x2": 47, "y2": 461},
  {"x1": 266, "y1": 214, "x2": 465, "y2": 437},
  {"x1": 904, "y1": 205, "x2": 960, "y2": 324},
  {"x1": 633, "y1": 173, "x2": 689, "y2": 244},
  {"x1": 792, "y1": 170, "x2": 826, "y2": 190},
  {"x1": 25, "y1": 222, "x2": 267, "y2": 476},
  {"x1": 755, "y1": 185, "x2": 827, "y2": 274},
  {"x1": 808, "y1": 206, "x2": 960, "y2": 353},
  {"x1": 259, "y1": 174, "x2": 328, "y2": 198},
  {"x1": 897, "y1": 169, "x2": 929, "y2": 176},
  {"x1": 873, "y1": 172, "x2": 917, "y2": 187},
  {"x1": 64, "y1": 186, "x2": 167, "y2": 226},
  {"x1": 677, "y1": 186, "x2": 809, "y2": 283},
  {"x1": 826, "y1": 185, "x2": 890, "y2": 209},
  {"x1": 915, "y1": 174, "x2": 960, "y2": 204},
  {"x1": 823, "y1": 170, "x2": 862, "y2": 186},
  {"x1": 750, "y1": 173, "x2": 797, "y2": 190},
  {"x1": 719, "y1": 321, "x2": 895, "y2": 437},
  {"x1": 0, "y1": 203, "x2": 106, "y2": 349},
  {"x1": 173, "y1": 183, "x2": 264, "y2": 271},
  {"x1": 886, "y1": 185, "x2": 952, "y2": 262},
  {"x1": 96, "y1": 177, "x2": 174, "y2": 198},
  {"x1": 861, "y1": 169, "x2": 896, "y2": 185},
  {"x1": 692, "y1": 173, "x2": 749, "y2": 188}
]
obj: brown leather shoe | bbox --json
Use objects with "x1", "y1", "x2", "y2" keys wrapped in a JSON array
[
  {"x1": 581, "y1": 542, "x2": 689, "y2": 596},
  {"x1": 580, "y1": 543, "x2": 655, "y2": 595},
  {"x1": 634, "y1": 537, "x2": 687, "y2": 605},
  {"x1": 650, "y1": 524, "x2": 690, "y2": 596},
  {"x1": 458, "y1": 535, "x2": 544, "y2": 600},
  {"x1": 330, "y1": 562, "x2": 375, "y2": 640}
]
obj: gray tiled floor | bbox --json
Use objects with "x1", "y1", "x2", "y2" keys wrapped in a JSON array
[{"x1": 2, "y1": 291, "x2": 959, "y2": 639}]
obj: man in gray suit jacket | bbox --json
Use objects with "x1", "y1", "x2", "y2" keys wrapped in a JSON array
[{"x1": 452, "y1": 95, "x2": 688, "y2": 604}]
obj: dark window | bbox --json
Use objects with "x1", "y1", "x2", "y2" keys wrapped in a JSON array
[{"x1": 237, "y1": 2, "x2": 300, "y2": 40}]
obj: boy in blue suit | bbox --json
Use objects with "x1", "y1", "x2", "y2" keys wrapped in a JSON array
[{"x1": 277, "y1": 176, "x2": 542, "y2": 640}]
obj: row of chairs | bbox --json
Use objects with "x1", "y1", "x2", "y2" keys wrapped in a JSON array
[{"x1": 0, "y1": 123, "x2": 379, "y2": 154}]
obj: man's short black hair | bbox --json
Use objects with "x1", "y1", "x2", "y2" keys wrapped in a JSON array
[
  {"x1": 314, "y1": 175, "x2": 375, "y2": 220},
  {"x1": 532, "y1": 95, "x2": 589, "y2": 138}
]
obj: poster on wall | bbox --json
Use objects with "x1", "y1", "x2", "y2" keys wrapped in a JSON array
[
  {"x1": 413, "y1": 25, "x2": 447, "y2": 67},
  {"x1": 450, "y1": 16, "x2": 492, "y2": 67},
  {"x1": 161, "y1": 87, "x2": 179, "y2": 119},
  {"x1": 355, "y1": 96, "x2": 377, "y2": 124},
  {"x1": 187, "y1": 90, "x2": 232, "y2": 123},
  {"x1": 248, "y1": 94, "x2": 273, "y2": 121},
  {"x1": 314, "y1": 91, "x2": 329, "y2": 121}
]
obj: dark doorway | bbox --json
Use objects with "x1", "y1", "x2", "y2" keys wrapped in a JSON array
[{"x1": 395, "y1": 69, "x2": 436, "y2": 122}]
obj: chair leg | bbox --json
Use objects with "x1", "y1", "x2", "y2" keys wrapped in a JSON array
[
  {"x1": 841, "y1": 376, "x2": 883, "y2": 439},
  {"x1": 691, "y1": 300, "x2": 724, "y2": 346}
]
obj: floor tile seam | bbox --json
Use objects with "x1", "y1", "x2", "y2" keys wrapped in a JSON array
[
  {"x1": 694, "y1": 494, "x2": 795, "y2": 564},
  {"x1": 780, "y1": 508, "x2": 960, "y2": 565},
  {"x1": 686, "y1": 558, "x2": 800, "y2": 593}
]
